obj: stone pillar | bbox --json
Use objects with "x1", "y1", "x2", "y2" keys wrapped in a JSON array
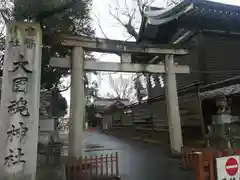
[
  {"x1": 68, "y1": 47, "x2": 85, "y2": 158},
  {"x1": 165, "y1": 54, "x2": 183, "y2": 154},
  {"x1": 0, "y1": 22, "x2": 42, "y2": 179}
]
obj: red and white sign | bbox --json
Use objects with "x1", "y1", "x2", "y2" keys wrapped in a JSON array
[
  {"x1": 225, "y1": 157, "x2": 238, "y2": 176},
  {"x1": 217, "y1": 156, "x2": 240, "y2": 180}
]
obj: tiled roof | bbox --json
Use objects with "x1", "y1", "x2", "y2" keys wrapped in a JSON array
[
  {"x1": 139, "y1": 0, "x2": 240, "y2": 43},
  {"x1": 145, "y1": 0, "x2": 240, "y2": 26}
]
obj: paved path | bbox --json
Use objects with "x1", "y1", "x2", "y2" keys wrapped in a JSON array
[{"x1": 82, "y1": 131, "x2": 194, "y2": 180}]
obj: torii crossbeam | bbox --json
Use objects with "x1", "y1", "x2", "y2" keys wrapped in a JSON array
[{"x1": 50, "y1": 35, "x2": 190, "y2": 156}]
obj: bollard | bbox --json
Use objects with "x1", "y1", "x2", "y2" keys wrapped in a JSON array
[{"x1": 195, "y1": 152, "x2": 205, "y2": 180}]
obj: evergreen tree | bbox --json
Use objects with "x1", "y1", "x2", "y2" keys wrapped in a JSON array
[{"x1": 1, "y1": 0, "x2": 98, "y2": 117}]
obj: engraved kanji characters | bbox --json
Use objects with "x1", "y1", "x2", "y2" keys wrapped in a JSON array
[
  {"x1": 5, "y1": 24, "x2": 37, "y2": 169},
  {"x1": 8, "y1": 97, "x2": 30, "y2": 117},
  {"x1": 11, "y1": 54, "x2": 32, "y2": 73},
  {"x1": 9, "y1": 25, "x2": 36, "y2": 48},
  {"x1": 9, "y1": 26, "x2": 20, "y2": 47},
  {"x1": 7, "y1": 122, "x2": 28, "y2": 143},
  {"x1": 25, "y1": 38, "x2": 36, "y2": 49},
  {"x1": 7, "y1": 125, "x2": 17, "y2": 142},
  {"x1": 4, "y1": 150, "x2": 14, "y2": 167},
  {"x1": 25, "y1": 26, "x2": 36, "y2": 37},
  {"x1": 19, "y1": 122, "x2": 28, "y2": 138},
  {"x1": 4, "y1": 148, "x2": 26, "y2": 167},
  {"x1": 12, "y1": 77, "x2": 28, "y2": 93}
]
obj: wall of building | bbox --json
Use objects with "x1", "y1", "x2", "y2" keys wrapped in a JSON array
[
  {"x1": 105, "y1": 93, "x2": 203, "y2": 135},
  {"x1": 121, "y1": 111, "x2": 132, "y2": 126},
  {"x1": 175, "y1": 35, "x2": 203, "y2": 87},
  {"x1": 103, "y1": 114, "x2": 112, "y2": 129},
  {"x1": 94, "y1": 99, "x2": 130, "y2": 108},
  {"x1": 203, "y1": 33, "x2": 240, "y2": 84},
  {"x1": 148, "y1": 34, "x2": 202, "y2": 99},
  {"x1": 148, "y1": 32, "x2": 240, "y2": 101},
  {"x1": 132, "y1": 103, "x2": 151, "y2": 130}
]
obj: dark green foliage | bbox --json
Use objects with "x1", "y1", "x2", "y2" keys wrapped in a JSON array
[
  {"x1": 52, "y1": 89, "x2": 68, "y2": 118},
  {"x1": 1, "y1": 0, "x2": 97, "y2": 117},
  {"x1": 12, "y1": 0, "x2": 94, "y2": 90},
  {"x1": 86, "y1": 104, "x2": 99, "y2": 126}
]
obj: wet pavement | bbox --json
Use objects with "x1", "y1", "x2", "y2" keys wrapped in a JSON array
[{"x1": 82, "y1": 131, "x2": 194, "y2": 180}]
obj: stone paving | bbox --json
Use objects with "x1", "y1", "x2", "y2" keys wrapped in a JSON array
[{"x1": 60, "y1": 130, "x2": 195, "y2": 180}]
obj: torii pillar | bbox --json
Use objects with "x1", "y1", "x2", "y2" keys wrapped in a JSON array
[
  {"x1": 68, "y1": 47, "x2": 85, "y2": 158},
  {"x1": 165, "y1": 54, "x2": 183, "y2": 155}
]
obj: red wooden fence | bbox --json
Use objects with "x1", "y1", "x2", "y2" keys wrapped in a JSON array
[
  {"x1": 65, "y1": 152, "x2": 120, "y2": 180},
  {"x1": 181, "y1": 147, "x2": 200, "y2": 170},
  {"x1": 181, "y1": 148, "x2": 240, "y2": 180}
]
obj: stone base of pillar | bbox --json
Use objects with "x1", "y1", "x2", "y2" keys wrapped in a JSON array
[
  {"x1": 165, "y1": 146, "x2": 182, "y2": 159},
  {"x1": 3, "y1": 173, "x2": 32, "y2": 180}
]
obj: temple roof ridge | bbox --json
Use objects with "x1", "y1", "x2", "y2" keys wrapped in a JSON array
[{"x1": 144, "y1": 0, "x2": 240, "y2": 26}]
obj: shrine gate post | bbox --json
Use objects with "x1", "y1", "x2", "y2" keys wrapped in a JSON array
[
  {"x1": 165, "y1": 54, "x2": 183, "y2": 155},
  {"x1": 68, "y1": 47, "x2": 85, "y2": 157},
  {"x1": 0, "y1": 21, "x2": 42, "y2": 179}
]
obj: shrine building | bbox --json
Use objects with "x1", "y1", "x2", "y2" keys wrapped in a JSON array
[{"x1": 119, "y1": 0, "x2": 240, "y2": 142}]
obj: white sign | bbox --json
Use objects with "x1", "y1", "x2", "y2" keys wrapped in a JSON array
[{"x1": 216, "y1": 156, "x2": 240, "y2": 180}]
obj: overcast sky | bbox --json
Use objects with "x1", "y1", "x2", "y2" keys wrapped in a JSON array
[{"x1": 62, "y1": 0, "x2": 240, "y2": 113}]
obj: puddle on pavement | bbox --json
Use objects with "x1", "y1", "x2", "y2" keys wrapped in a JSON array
[{"x1": 85, "y1": 144, "x2": 104, "y2": 149}]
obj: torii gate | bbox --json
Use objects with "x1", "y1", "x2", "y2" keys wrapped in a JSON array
[
  {"x1": 50, "y1": 35, "x2": 190, "y2": 157},
  {"x1": 0, "y1": 21, "x2": 189, "y2": 179}
]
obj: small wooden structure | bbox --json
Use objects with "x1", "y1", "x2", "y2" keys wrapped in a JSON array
[{"x1": 102, "y1": 99, "x2": 128, "y2": 129}]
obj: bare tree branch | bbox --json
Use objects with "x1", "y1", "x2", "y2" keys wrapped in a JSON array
[
  {"x1": 105, "y1": 73, "x2": 135, "y2": 100},
  {"x1": 0, "y1": 25, "x2": 4, "y2": 37},
  {"x1": 109, "y1": 6, "x2": 126, "y2": 27},
  {"x1": 108, "y1": 0, "x2": 158, "y2": 40},
  {"x1": 57, "y1": 83, "x2": 71, "y2": 92},
  {"x1": 93, "y1": 13, "x2": 110, "y2": 39},
  {"x1": 0, "y1": 12, "x2": 8, "y2": 23},
  {"x1": 109, "y1": 4, "x2": 138, "y2": 39},
  {"x1": 136, "y1": 0, "x2": 144, "y2": 16},
  {"x1": 94, "y1": 0, "x2": 163, "y2": 102}
]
